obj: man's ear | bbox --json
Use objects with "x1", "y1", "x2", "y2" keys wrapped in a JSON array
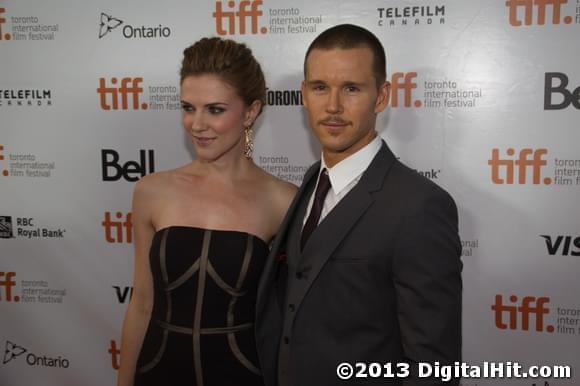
[
  {"x1": 301, "y1": 81, "x2": 309, "y2": 109},
  {"x1": 374, "y1": 81, "x2": 390, "y2": 113}
]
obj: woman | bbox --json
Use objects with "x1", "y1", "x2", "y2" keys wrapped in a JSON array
[{"x1": 117, "y1": 37, "x2": 296, "y2": 386}]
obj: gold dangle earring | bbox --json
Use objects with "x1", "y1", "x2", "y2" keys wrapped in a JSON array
[{"x1": 244, "y1": 125, "x2": 254, "y2": 159}]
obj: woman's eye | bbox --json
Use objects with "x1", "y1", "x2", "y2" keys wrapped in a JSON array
[
  {"x1": 181, "y1": 104, "x2": 193, "y2": 112},
  {"x1": 208, "y1": 106, "x2": 225, "y2": 114}
]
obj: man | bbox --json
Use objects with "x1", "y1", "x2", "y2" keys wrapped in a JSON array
[{"x1": 255, "y1": 24, "x2": 462, "y2": 386}]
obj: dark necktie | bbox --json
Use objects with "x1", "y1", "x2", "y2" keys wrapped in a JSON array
[{"x1": 301, "y1": 169, "x2": 331, "y2": 250}]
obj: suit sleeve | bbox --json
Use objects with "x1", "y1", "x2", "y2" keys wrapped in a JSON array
[{"x1": 392, "y1": 185, "x2": 462, "y2": 385}]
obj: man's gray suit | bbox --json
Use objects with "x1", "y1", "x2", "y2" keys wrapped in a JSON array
[{"x1": 255, "y1": 141, "x2": 462, "y2": 386}]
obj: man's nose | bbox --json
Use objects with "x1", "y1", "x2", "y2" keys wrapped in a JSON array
[{"x1": 325, "y1": 89, "x2": 343, "y2": 114}]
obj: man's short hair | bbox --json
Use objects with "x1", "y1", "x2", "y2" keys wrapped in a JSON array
[{"x1": 303, "y1": 24, "x2": 387, "y2": 87}]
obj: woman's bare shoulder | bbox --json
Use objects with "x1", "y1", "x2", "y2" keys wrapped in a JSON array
[
  {"x1": 253, "y1": 166, "x2": 297, "y2": 199},
  {"x1": 134, "y1": 170, "x2": 168, "y2": 191},
  {"x1": 271, "y1": 177, "x2": 298, "y2": 202},
  {"x1": 133, "y1": 166, "x2": 194, "y2": 198},
  {"x1": 258, "y1": 173, "x2": 297, "y2": 218}
]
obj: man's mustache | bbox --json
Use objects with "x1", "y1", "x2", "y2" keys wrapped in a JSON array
[{"x1": 319, "y1": 117, "x2": 350, "y2": 125}]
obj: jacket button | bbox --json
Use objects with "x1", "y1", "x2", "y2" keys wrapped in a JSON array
[
  {"x1": 283, "y1": 336, "x2": 289, "y2": 344},
  {"x1": 288, "y1": 304, "x2": 295, "y2": 312},
  {"x1": 295, "y1": 272, "x2": 303, "y2": 279}
]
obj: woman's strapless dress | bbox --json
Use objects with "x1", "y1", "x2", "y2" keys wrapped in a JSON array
[{"x1": 134, "y1": 226, "x2": 268, "y2": 386}]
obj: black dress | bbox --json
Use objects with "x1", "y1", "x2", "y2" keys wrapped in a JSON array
[{"x1": 134, "y1": 226, "x2": 268, "y2": 386}]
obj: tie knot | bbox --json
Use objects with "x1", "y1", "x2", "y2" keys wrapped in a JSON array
[{"x1": 317, "y1": 168, "x2": 331, "y2": 193}]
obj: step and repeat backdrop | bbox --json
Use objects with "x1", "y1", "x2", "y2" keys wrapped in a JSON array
[{"x1": 1, "y1": 0, "x2": 579, "y2": 385}]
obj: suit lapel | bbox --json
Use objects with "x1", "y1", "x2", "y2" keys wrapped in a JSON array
[
  {"x1": 256, "y1": 162, "x2": 320, "y2": 315},
  {"x1": 291, "y1": 141, "x2": 397, "y2": 313}
]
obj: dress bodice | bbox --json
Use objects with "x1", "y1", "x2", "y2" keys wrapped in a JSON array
[{"x1": 135, "y1": 226, "x2": 268, "y2": 386}]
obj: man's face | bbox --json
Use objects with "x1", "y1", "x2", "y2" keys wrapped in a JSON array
[{"x1": 301, "y1": 47, "x2": 389, "y2": 167}]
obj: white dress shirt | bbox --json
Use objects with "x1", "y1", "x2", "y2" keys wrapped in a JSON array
[{"x1": 303, "y1": 135, "x2": 383, "y2": 226}]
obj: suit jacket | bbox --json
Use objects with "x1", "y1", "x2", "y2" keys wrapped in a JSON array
[{"x1": 255, "y1": 141, "x2": 462, "y2": 386}]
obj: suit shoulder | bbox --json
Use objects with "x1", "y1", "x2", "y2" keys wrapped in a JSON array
[
  {"x1": 305, "y1": 161, "x2": 321, "y2": 176},
  {"x1": 298, "y1": 161, "x2": 321, "y2": 186},
  {"x1": 386, "y1": 160, "x2": 457, "y2": 207}
]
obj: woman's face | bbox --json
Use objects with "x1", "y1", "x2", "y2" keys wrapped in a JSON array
[{"x1": 180, "y1": 74, "x2": 259, "y2": 162}]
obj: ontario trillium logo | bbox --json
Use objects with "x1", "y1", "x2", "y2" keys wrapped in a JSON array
[
  {"x1": 1, "y1": 340, "x2": 70, "y2": 368},
  {"x1": 99, "y1": 13, "x2": 123, "y2": 38},
  {"x1": 3, "y1": 341, "x2": 27, "y2": 364}
]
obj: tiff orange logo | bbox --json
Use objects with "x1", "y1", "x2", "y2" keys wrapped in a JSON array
[
  {"x1": 0, "y1": 144, "x2": 8, "y2": 177},
  {"x1": 0, "y1": 272, "x2": 20, "y2": 302},
  {"x1": 488, "y1": 148, "x2": 551, "y2": 185},
  {"x1": 108, "y1": 340, "x2": 121, "y2": 370},
  {"x1": 387, "y1": 72, "x2": 421, "y2": 108},
  {"x1": 506, "y1": 0, "x2": 573, "y2": 26},
  {"x1": 0, "y1": 7, "x2": 11, "y2": 41},
  {"x1": 492, "y1": 294, "x2": 553, "y2": 332},
  {"x1": 213, "y1": 0, "x2": 267, "y2": 35},
  {"x1": 102, "y1": 211, "x2": 132, "y2": 243},
  {"x1": 97, "y1": 77, "x2": 148, "y2": 110}
]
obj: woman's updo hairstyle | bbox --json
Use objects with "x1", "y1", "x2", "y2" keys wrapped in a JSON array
[{"x1": 180, "y1": 37, "x2": 266, "y2": 116}]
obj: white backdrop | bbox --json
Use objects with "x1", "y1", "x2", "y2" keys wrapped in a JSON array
[{"x1": 1, "y1": 0, "x2": 579, "y2": 385}]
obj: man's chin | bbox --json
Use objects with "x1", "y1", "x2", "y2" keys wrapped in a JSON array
[{"x1": 320, "y1": 142, "x2": 351, "y2": 156}]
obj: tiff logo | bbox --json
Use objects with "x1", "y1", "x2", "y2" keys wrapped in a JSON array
[
  {"x1": 113, "y1": 286, "x2": 133, "y2": 303},
  {"x1": 97, "y1": 77, "x2": 148, "y2": 110},
  {"x1": 108, "y1": 340, "x2": 121, "y2": 370},
  {"x1": 0, "y1": 7, "x2": 11, "y2": 41},
  {"x1": 540, "y1": 235, "x2": 580, "y2": 256},
  {"x1": 492, "y1": 294, "x2": 554, "y2": 332},
  {"x1": 488, "y1": 148, "x2": 551, "y2": 185},
  {"x1": 0, "y1": 272, "x2": 20, "y2": 302},
  {"x1": 101, "y1": 149, "x2": 155, "y2": 182},
  {"x1": 388, "y1": 72, "x2": 420, "y2": 108},
  {"x1": 213, "y1": 0, "x2": 267, "y2": 35},
  {"x1": 506, "y1": 0, "x2": 574, "y2": 26},
  {"x1": 102, "y1": 212, "x2": 132, "y2": 243},
  {"x1": 544, "y1": 72, "x2": 580, "y2": 110}
]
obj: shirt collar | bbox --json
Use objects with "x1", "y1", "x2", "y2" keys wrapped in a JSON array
[{"x1": 320, "y1": 135, "x2": 382, "y2": 195}]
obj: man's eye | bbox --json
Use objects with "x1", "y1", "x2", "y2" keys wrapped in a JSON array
[{"x1": 345, "y1": 86, "x2": 359, "y2": 93}]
